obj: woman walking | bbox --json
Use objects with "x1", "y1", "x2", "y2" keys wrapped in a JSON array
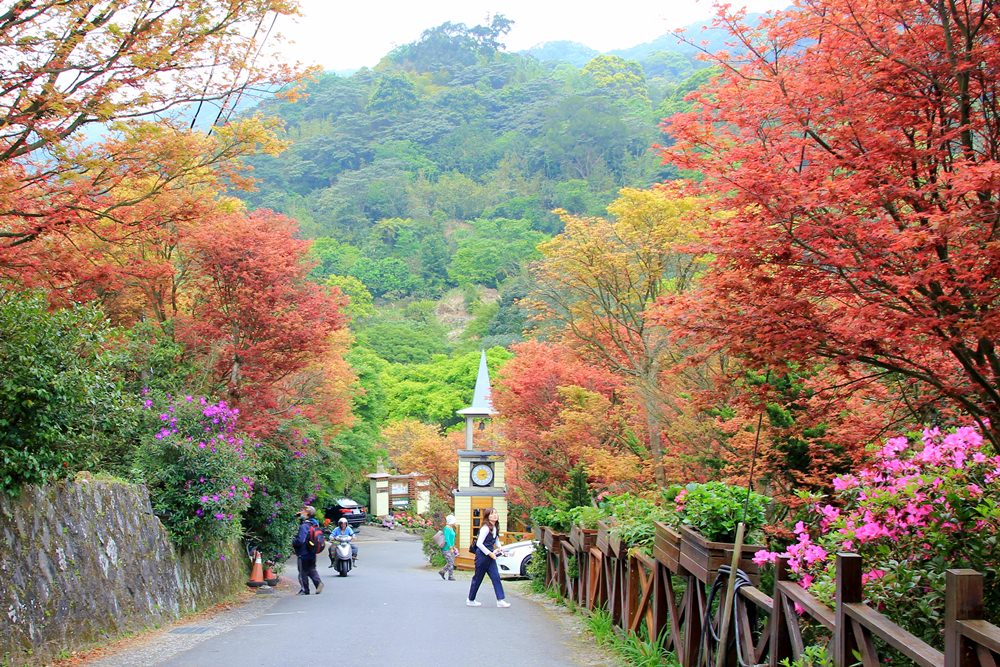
[
  {"x1": 439, "y1": 514, "x2": 458, "y2": 580},
  {"x1": 466, "y1": 508, "x2": 510, "y2": 608}
]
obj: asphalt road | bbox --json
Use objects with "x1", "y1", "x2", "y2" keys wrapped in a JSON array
[{"x1": 87, "y1": 527, "x2": 612, "y2": 667}]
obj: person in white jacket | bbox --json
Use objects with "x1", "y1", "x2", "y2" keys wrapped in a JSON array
[{"x1": 466, "y1": 508, "x2": 510, "y2": 608}]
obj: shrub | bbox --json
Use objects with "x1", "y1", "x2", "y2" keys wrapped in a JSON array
[
  {"x1": 241, "y1": 424, "x2": 321, "y2": 564},
  {"x1": 134, "y1": 396, "x2": 257, "y2": 552},
  {"x1": 0, "y1": 291, "x2": 140, "y2": 494},
  {"x1": 528, "y1": 542, "x2": 548, "y2": 592},
  {"x1": 602, "y1": 493, "x2": 673, "y2": 553},
  {"x1": 422, "y1": 527, "x2": 447, "y2": 567},
  {"x1": 674, "y1": 481, "x2": 769, "y2": 542},
  {"x1": 754, "y1": 425, "x2": 1000, "y2": 650}
]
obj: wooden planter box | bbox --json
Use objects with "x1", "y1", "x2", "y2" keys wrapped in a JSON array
[
  {"x1": 596, "y1": 519, "x2": 613, "y2": 555},
  {"x1": 533, "y1": 525, "x2": 543, "y2": 542},
  {"x1": 543, "y1": 527, "x2": 568, "y2": 551},
  {"x1": 653, "y1": 521, "x2": 683, "y2": 572},
  {"x1": 678, "y1": 525, "x2": 764, "y2": 585},
  {"x1": 609, "y1": 529, "x2": 624, "y2": 558},
  {"x1": 569, "y1": 524, "x2": 597, "y2": 552}
]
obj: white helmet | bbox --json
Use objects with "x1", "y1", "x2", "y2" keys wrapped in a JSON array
[{"x1": 338, "y1": 517, "x2": 348, "y2": 525}]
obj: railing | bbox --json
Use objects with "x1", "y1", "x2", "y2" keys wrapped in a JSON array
[{"x1": 536, "y1": 524, "x2": 1000, "y2": 666}]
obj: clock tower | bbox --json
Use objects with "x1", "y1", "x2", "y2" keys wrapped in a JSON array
[{"x1": 453, "y1": 350, "x2": 507, "y2": 568}]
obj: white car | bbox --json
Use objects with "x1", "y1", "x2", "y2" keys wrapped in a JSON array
[{"x1": 495, "y1": 539, "x2": 536, "y2": 578}]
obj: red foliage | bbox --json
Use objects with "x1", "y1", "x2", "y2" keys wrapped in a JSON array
[
  {"x1": 177, "y1": 210, "x2": 347, "y2": 434},
  {"x1": 492, "y1": 340, "x2": 642, "y2": 505},
  {"x1": 661, "y1": 0, "x2": 1000, "y2": 443}
]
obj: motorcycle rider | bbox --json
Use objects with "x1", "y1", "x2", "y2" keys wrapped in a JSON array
[{"x1": 329, "y1": 516, "x2": 358, "y2": 568}]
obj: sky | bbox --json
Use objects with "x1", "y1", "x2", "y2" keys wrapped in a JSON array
[{"x1": 276, "y1": 0, "x2": 792, "y2": 72}]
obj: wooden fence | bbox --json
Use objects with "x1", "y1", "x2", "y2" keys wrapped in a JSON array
[{"x1": 536, "y1": 522, "x2": 1000, "y2": 666}]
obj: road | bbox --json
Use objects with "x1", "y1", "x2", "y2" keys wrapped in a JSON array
[{"x1": 83, "y1": 527, "x2": 614, "y2": 667}]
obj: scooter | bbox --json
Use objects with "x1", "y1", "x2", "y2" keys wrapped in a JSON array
[{"x1": 333, "y1": 534, "x2": 353, "y2": 577}]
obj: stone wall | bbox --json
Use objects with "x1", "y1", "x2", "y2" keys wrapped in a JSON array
[{"x1": 0, "y1": 479, "x2": 246, "y2": 666}]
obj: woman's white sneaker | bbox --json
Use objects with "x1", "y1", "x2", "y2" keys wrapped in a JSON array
[
  {"x1": 496, "y1": 600, "x2": 511, "y2": 608},
  {"x1": 466, "y1": 599, "x2": 482, "y2": 607}
]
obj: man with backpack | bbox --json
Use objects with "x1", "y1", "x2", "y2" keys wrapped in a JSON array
[{"x1": 292, "y1": 505, "x2": 324, "y2": 595}]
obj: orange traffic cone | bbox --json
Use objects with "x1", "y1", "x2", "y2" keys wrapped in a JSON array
[
  {"x1": 263, "y1": 561, "x2": 279, "y2": 586},
  {"x1": 247, "y1": 550, "x2": 265, "y2": 588}
]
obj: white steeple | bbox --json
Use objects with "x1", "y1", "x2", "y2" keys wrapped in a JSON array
[{"x1": 457, "y1": 350, "x2": 497, "y2": 417}]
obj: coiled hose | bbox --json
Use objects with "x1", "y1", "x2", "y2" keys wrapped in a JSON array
[{"x1": 698, "y1": 565, "x2": 760, "y2": 667}]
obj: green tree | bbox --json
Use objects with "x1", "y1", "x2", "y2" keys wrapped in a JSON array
[
  {"x1": 0, "y1": 292, "x2": 140, "y2": 494},
  {"x1": 448, "y1": 218, "x2": 547, "y2": 287}
]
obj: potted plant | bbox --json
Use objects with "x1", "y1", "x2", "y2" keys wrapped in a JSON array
[
  {"x1": 673, "y1": 482, "x2": 769, "y2": 584},
  {"x1": 541, "y1": 507, "x2": 572, "y2": 551},
  {"x1": 653, "y1": 486, "x2": 684, "y2": 572},
  {"x1": 601, "y1": 493, "x2": 671, "y2": 558},
  {"x1": 568, "y1": 505, "x2": 604, "y2": 552}
]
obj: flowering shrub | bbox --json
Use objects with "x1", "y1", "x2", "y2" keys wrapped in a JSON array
[
  {"x1": 673, "y1": 481, "x2": 769, "y2": 543},
  {"x1": 391, "y1": 511, "x2": 433, "y2": 531},
  {"x1": 754, "y1": 425, "x2": 1000, "y2": 649},
  {"x1": 241, "y1": 420, "x2": 323, "y2": 564},
  {"x1": 134, "y1": 396, "x2": 257, "y2": 552}
]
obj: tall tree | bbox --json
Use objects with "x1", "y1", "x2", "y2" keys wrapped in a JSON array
[
  {"x1": 663, "y1": 0, "x2": 1000, "y2": 443},
  {"x1": 528, "y1": 187, "x2": 709, "y2": 484},
  {"x1": 0, "y1": 0, "x2": 306, "y2": 270},
  {"x1": 178, "y1": 209, "x2": 346, "y2": 433}
]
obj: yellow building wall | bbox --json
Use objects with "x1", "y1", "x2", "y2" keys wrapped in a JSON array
[
  {"x1": 458, "y1": 460, "x2": 471, "y2": 489},
  {"x1": 494, "y1": 461, "x2": 505, "y2": 488}
]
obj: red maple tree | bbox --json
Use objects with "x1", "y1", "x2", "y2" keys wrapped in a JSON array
[
  {"x1": 662, "y1": 0, "x2": 1000, "y2": 443},
  {"x1": 178, "y1": 209, "x2": 347, "y2": 434}
]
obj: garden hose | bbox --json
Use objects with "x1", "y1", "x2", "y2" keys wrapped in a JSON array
[{"x1": 698, "y1": 565, "x2": 760, "y2": 667}]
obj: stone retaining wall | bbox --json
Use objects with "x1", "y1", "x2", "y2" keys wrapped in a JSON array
[{"x1": 0, "y1": 479, "x2": 246, "y2": 666}]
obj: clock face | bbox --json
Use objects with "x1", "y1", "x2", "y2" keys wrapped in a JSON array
[{"x1": 470, "y1": 463, "x2": 494, "y2": 487}]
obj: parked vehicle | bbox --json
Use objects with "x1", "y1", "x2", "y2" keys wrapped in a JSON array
[
  {"x1": 332, "y1": 534, "x2": 353, "y2": 577},
  {"x1": 325, "y1": 498, "x2": 366, "y2": 530},
  {"x1": 495, "y1": 539, "x2": 535, "y2": 578}
]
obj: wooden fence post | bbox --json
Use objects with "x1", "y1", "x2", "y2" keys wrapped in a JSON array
[
  {"x1": 944, "y1": 569, "x2": 983, "y2": 667},
  {"x1": 834, "y1": 553, "x2": 862, "y2": 667},
  {"x1": 769, "y1": 556, "x2": 793, "y2": 667},
  {"x1": 683, "y1": 572, "x2": 703, "y2": 667}
]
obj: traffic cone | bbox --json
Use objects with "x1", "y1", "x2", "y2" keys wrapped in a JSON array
[
  {"x1": 247, "y1": 550, "x2": 265, "y2": 588},
  {"x1": 263, "y1": 561, "x2": 279, "y2": 586}
]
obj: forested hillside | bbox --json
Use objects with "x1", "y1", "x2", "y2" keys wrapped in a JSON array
[{"x1": 241, "y1": 16, "x2": 706, "y2": 305}]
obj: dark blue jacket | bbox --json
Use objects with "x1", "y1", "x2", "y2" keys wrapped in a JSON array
[{"x1": 293, "y1": 518, "x2": 319, "y2": 558}]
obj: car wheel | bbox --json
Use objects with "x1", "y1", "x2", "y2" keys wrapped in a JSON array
[{"x1": 520, "y1": 555, "x2": 532, "y2": 578}]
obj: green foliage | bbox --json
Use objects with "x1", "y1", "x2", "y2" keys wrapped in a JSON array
[
  {"x1": 779, "y1": 645, "x2": 834, "y2": 667},
  {"x1": 586, "y1": 607, "x2": 616, "y2": 645},
  {"x1": 566, "y1": 554, "x2": 579, "y2": 579},
  {"x1": 243, "y1": 419, "x2": 324, "y2": 562},
  {"x1": 0, "y1": 291, "x2": 141, "y2": 494},
  {"x1": 527, "y1": 542, "x2": 548, "y2": 592},
  {"x1": 447, "y1": 218, "x2": 547, "y2": 287},
  {"x1": 674, "y1": 482, "x2": 770, "y2": 543},
  {"x1": 421, "y1": 527, "x2": 447, "y2": 567},
  {"x1": 598, "y1": 493, "x2": 675, "y2": 553},
  {"x1": 325, "y1": 275, "x2": 375, "y2": 320},
  {"x1": 567, "y1": 505, "x2": 606, "y2": 529},
  {"x1": 357, "y1": 319, "x2": 450, "y2": 364},
  {"x1": 530, "y1": 506, "x2": 573, "y2": 533},
  {"x1": 381, "y1": 347, "x2": 511, "y2": 427},
  {"x1": 563, "y1": 466, "x2": 591, "y2": 509}
]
